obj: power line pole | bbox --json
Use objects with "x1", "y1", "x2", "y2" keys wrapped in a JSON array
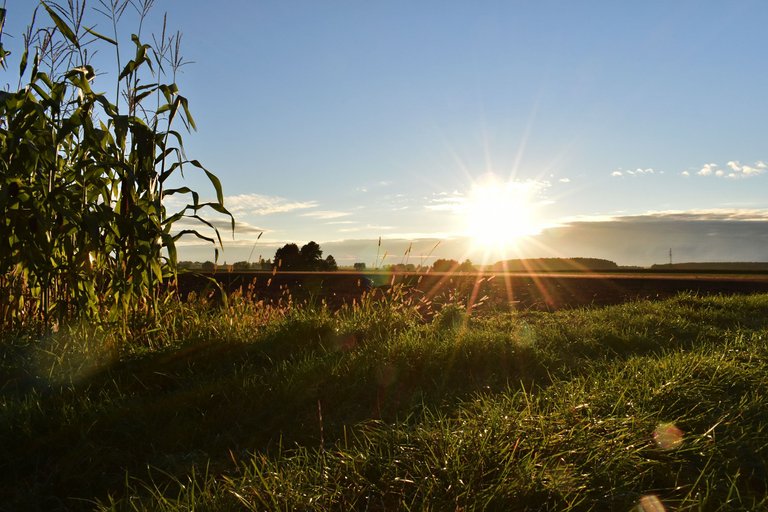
[{"x1": 669, "y1": 248, "x2": 673, "y2": 265}]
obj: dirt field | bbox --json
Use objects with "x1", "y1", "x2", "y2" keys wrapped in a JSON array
[{"x1": 174, "y1": 271, "x2": 768, "y2": 311}]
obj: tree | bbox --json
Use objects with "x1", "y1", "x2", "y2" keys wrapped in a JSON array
[
  {"x1": 323, "y1": 255, "x2": 338, "y2": 271},
  {"x1": 432, "y1": 259, "x2": 459, "y2": 272},
  {"x1": 272, "y1": 242, "x2": 338, "y2": 271},
  {"x1": 300, "y1": 241, "x2": 323, "y2": 264},
  {"x1": 201, "y1": 261, "x2": 216, "y2": 271},
  {"x1": 232, "y1": 261, "x2": 251, "y2": 271},
  {"x1": 458, "y1": 259, "x2": 475, "y2": 272},
  {"x1": 354, "y1": 262, "x2": 366, "y2": 271},
  {"x1": 274, "y1": 243, "x2": 301, "y2": 270},
  {"x1": 385, "y1": 263, "x2": 416, "y2": 272}
]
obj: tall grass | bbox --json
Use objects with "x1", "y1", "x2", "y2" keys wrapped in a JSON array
[{"x1": 2, "y1": 292, "x2": 768, "y2": 510}]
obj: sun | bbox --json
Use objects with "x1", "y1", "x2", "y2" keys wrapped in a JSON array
[{"x1": 463, "y1": 177, "x2": 542, "y2": 250}]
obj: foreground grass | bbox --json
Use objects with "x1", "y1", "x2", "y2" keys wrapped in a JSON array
[{"x1": 2, "y1": 293, "x2": 768, "y2": 510}]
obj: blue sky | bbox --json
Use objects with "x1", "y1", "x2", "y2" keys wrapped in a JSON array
[{"x1": 4, "y1": 1, "x2": 768, "y2": 266}]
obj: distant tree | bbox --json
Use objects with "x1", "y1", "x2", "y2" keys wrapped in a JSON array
[
  {"x1": 458, "y1": 259, "x2": 475, "y2": 272},
  {"x1": 300, "y1": 241, "x2": 323, "y2": 264},
  {"x1": 323, "y1": 255, "x2": 338, "y2": 271},
  {"x1": 354, "y1": 262, "x2": 366, "y2": 271},
  {"x1": 201, "y1": 261, "x2": 215, "y2": 271},
  {"x1": 385, "y1": 263, "x2": 417, "y2": 272},
  {"x1": 232, "y1": 261, "x2": 251, "y2": 271},
  {"x1": 494, "y1": 257, "x2": 619, "y2": 272},
  {"x1": 273, "y1": 242, "x2": 338, "y2": 271},
  {"x1": 274, "y1": 243, "x2": 302, "y2": 270},
  {"x1": 432, "y1": 258, "x2": 459, "y2": 272}
]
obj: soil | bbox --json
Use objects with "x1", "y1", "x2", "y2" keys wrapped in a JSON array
[{"x1": 173, "y1": 271, "x2": 768, "y2": 311}]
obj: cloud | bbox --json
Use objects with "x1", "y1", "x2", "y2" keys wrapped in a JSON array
[
  {"x1": 725, "y1": 161, "x2": 763, "y2": 178},
  {"x1": 356, "y1": 180, "x2": 392, "y2": 193},
  {"x1": 540, "y1": 209, "x2": 768, "y2": 266},
  {"x1": 694, "y1": 161, "x2": 766, "y2": 179},
  {"x1": 301, "y1": 210, "x2": 351, "y2": 220},
  {"x1": 172, "y1": 216, "x2": 267, "y2": 238},
  {"x1": 697, "y1": 163, "x2": 717, "y2": 176},
  {"x1": 173, "y1": 207, "x2": 768, "y2": 267},
  {"x1": 424, "y1": 192, "x2": 466, "y2": 212},
  {"x1": 569, "y1": 208, "x2": 768, "y2": 224},
  {"x1": 223, "y1": 193, "x2": 318, "y2": 216},
  {"x1": 612, "y1": 168, "x2": 657, "y2": 177},
  {"x1": 559, "y1": 178, "x2": 571, "y2": 183},
  {"x1": 424, "y1": 179, "x2": 549, "y2": 213}
]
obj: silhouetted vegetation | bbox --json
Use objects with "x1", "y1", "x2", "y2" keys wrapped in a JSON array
[
  {"x1": 273, "y1": 241, "x2": 338, "y2": 271},
  {"x1": 494, "y1": 257, "x2": 619, "y2": 272},
  {"x1": 431, "y1": 258, "x2": 476, "y2": 272},
  {"x1": 651, "y1": 262, "x2": 768, "y2": 272}
]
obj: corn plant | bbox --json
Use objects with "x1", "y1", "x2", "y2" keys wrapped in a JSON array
[{"x1": 0, "y1": 1, "x2": 232, "y2": 330}]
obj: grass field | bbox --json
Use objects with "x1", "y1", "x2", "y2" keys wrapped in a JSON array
[{"x1": 2, "y1": 291, "x2": 768, "y2": 510}]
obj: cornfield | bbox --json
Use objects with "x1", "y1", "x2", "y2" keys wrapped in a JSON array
[{"x1": 0, "y1": 1, "x2": 231, "y2": 330}]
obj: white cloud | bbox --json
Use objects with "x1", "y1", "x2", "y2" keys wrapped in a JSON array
[
  {"x1": 681, "y1": 171, "x2": 690, "y2": 177},
  {"x1": 301, "y1": 210, "x2": 351, "y2": 220},
  {"x1": 580, "y1": 208, "x2": 768, "y2": 223},
  {"x1": 559, "y1": 177, "x2": 571, "y2": 183},
  {"x1": 338, "y1": 224, "x2": 395, "y2": 233},
  {"x1": 697, "y1": 163, "x2": 717, "y2": 176},
  {"x1": 223, "y1": 193, "x2": 318, "y2": 216},
  {"x1": 694, "y1": 161, "x2": 766, "y2": 179},
  {"x1": 356, "y1": 180, "x2": 391, "y2": 193},
  {"x1": 613, "y1": 168, "x2": 657, "y2": 177},
  {"x1": 727, "y1": 162, "x2": 763, "y2": 178},
  {"x1": 424, "y1": 193, "x2": 466, "y2": 212}
]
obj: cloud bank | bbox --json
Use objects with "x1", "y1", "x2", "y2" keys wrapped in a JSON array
[
  {"x1": 175, "y1": 208, "x2": 768, "y2": 268},
  {"x1": 693, "y1": 161, "x2": 766, "y2": 179}
]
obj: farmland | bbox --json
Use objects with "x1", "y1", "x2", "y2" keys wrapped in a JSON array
[{"x1": 177, "y1": 269, "x2": 768, "y2": 311}]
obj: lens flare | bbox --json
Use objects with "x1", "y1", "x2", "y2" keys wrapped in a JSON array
[
  {"x1": 463, "y1": 177, "x2": 543, "y2": 251},
  {"x1": 653, "y1": 422, "x2": 684, "y2": 450}
]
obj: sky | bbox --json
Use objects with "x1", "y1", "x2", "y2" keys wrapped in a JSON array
[{"x1": 4, "y1": 1, "x2": 768, "y2": 267}]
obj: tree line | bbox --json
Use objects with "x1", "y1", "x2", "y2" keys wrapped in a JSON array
[
  {"x1": 180, "y1": 251, "x2": 477, "y2": 274},
  {"x1": 180, "y1": 241, "x2": 338, "y2": 272}
]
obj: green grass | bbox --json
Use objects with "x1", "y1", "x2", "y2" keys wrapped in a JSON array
[{"x1": 2, "y1": 292, "x2": 768, "y2": 510}]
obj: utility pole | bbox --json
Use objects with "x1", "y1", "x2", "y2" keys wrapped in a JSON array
[{"x1": 669, "y1": 248, "x2": 673, "y2": 265}]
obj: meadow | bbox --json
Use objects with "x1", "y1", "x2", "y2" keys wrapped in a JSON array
[{"x1": 3, "y1": 290, "x2": 768, "y2": 510}]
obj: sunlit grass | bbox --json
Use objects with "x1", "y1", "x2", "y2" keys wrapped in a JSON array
[{"x1": 2, "y1": 293, "x2": 768, "y2": 510}]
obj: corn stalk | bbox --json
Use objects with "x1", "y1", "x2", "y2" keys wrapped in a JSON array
[{"x1": 0, "y1": 1, "x2": 232, "y2": 332}]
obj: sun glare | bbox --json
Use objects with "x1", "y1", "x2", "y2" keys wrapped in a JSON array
[{"x1": 463, "y1": 177, "x2": 542, "y2": 251}]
